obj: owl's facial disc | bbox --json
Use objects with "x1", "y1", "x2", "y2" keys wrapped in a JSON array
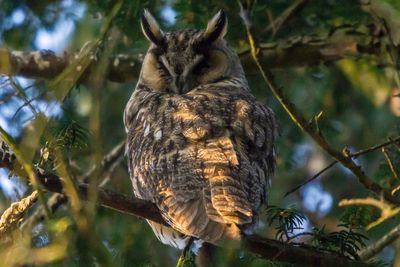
[{"x1": 140, "y1": 9, "x2": 230, "y2": 94}]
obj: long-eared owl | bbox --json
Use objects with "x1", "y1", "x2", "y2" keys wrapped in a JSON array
[{"x1": 124, "y1": 9, "x2": 278, "y2": 249}]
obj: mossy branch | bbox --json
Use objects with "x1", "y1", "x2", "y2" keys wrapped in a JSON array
[{"x1": 0, "y1": 190, "x2": 38, "y2": 236}]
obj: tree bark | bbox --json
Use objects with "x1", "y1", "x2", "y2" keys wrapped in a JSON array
[{"x1": 0, "y1": 28, "x2": 379, "y2": 83}]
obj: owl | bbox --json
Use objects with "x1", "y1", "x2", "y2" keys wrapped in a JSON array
[{"x1": 124, "y1": 9, "x2": 278, "y2": 250}]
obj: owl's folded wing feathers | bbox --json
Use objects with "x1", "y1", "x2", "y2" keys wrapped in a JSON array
[{"x1": 152, "y1": 92, "x2": 278, "y2": 241}]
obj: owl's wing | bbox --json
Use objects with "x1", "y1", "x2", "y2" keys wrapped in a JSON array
[
  {"x1": 157, "y1": 92, "x2": 277, "y2": 240},
  {"x1": 126, "y1": 88, "x2": 277, "y2": 242},
  {"x1": 202, "y1": 96, "x2": 278, "y2": 227},
  {"x1": 230, "y1": 98, "x2": 278, "y2": 207}
]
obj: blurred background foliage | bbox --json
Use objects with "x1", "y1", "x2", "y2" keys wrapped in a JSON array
[{"x1": 0, "y1": 0, "x2": 400, "y2": 266}]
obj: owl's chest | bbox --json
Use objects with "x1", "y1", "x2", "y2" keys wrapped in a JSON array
[
  {"x1": 126, "y1": 94, "x2": 216, "y2": 197},
  {"x1": 127, "y1": 94, "x2": 230, "y2": 156},
  {"x1": 129, "y1": 103, "x2": 192, "y2": 156},
  {"x1": 124, "y1": 89, "x2": 264, "y2": 200}
]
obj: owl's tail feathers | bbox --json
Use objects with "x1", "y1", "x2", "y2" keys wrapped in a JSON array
[
  {"x1": 208, "y1": 168, "x2": 254, "y2": 226},
  {"x1": 157, "y1": 194, "x2": 244, "y2": 246},
  {"x1": 147, "y1": 220, "x2": 190, "y2": 250}
]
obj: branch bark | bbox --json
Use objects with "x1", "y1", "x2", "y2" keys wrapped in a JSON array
[
  {"x1": 244, "y1": 235, "x2": 365, "y2": 267},
  {"x1": 0, "y1": 28, "x2": 380, "y2": 83},
  {"x1": 0, "y1": 48, "x2": 142, "y2": 83}
]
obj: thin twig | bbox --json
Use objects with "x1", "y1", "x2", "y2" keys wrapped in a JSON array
[
  {"x1": 338, "y1": 198, "x2": 393, "y2": 211},
  {"x1": 12, "y1": 91, "x2": 47, "y2": 120},
  {"x1": 82, "y1": 141, "x2": 125, "y2": 182},
  {"x1": 9, "y1": 77, "x2": 37, "y2": 117},
  {"x1": 284, "y1": 136, "x2": 400, "y2": 197},
  {"x1": 359, "y1": 223, "x2": 400, "y2": 260},
  {"x1": 352, "y1": 136, "x2": 400, "y2": 158},
  {"x1": 381, "y1": 147, "x2": 399, "y2": 180},
  {"x1": 262, "y1": 0, "x2": 309, "y2": 37},
  {"x1": 392, "y1": 185, "x2": 400, "y2": 196},
  {"x1": 390, "y1": 138, "x2": 400, "y2": 152},
  {"x1": 99, "y1": 155, "x2": 124, "y2": 187},
  {"x1": 284, "y1": 160, "x2": 337, "y2": 198}
]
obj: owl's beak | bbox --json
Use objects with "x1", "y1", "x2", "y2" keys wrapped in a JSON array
[
  {"x1": 175, "y1": 76, "x2": 184, "y2": 93},
  {"x1": 175, "y1": 75, "x2": 193, "y2": 94},
  {"x1": 170, "y1": 76, "x2": 181, "y2": 94},
  {"x1": 173, "y1": 54, "x2": 203, "y2": 94}
]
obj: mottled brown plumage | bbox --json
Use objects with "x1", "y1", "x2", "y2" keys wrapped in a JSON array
[{"x1": 124, "y1": 10, "x2": 278, "y2": 249}]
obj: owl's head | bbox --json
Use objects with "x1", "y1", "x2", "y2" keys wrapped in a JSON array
[{"x1": 139, "y1": 9, "x2": 246, "y2": 94}]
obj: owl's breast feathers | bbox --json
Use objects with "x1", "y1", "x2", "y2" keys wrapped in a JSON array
[{"x1": 124, "y1": 84, "x2": 278, "y2": 243}]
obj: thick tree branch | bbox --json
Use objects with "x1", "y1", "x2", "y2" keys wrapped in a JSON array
[
  {"x1": 0, "y1": 48, "x2": 142, "y2": 83},
  {"x1": 0, "y1": 28, "x2": 380, "y2": 83},
  {"x1": 7, "y1": 173, "x2": 369, "y2": 267},
  {"x1": 0, "y1": 140, "x2": 367, "y2": 267},
  {"x1": 244, "y1": 235, "x2": 365, "y2": 267},
  {"x1": 27, "y1": 170, "x2": 370, "y2": 267}
]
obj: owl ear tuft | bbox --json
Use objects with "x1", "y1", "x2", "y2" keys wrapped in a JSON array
[
  {"x1": 202, "y1": 10, "x2": 228, "y2": 44},
  {"x1": 141, "y1": 9, "x2": 165, "y2": 47}
]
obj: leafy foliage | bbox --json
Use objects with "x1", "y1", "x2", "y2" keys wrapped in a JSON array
[
  {"x1": 265, "y1": 205, "x2": 307, "y2": 241},
  {"x1": 266, "y1": 205, "x2": 368, "y2": 259},
  {"x1": 54, "y1": 119, "x2": 89, "y2": 150},
  {"x1": 325, "y1": 225, "x2": 368, "y2": 259},
  {"x1": 340, "y1": 206, "x2": 376, "y2": 229}
]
